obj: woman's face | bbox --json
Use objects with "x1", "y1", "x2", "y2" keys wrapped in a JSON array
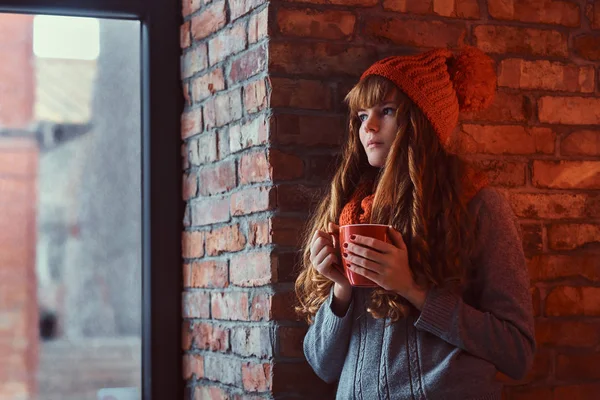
[{"x1": 357, "y1": 92, "x2": 401, "y2": 168}]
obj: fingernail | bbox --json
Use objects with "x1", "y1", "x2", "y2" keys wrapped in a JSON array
[
  {"x1": 343, "y1": 243, "x2": 348, "y2": 248},
  {"x1": 343, "y1": 253, "x2": 348, "y2": 258},
  {"x1": 350, "y1": 235, "x2": 356, "y2": 240}
]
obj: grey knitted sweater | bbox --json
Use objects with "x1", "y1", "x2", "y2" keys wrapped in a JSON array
[{"x1": 303, "y1": 188, "x2": 536, "y2": 400}]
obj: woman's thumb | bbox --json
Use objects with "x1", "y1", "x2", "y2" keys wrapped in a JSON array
[
  {"x1": 388, "y1": 225, "x2": 406, "y2": 250},
  {"x1": 328, "y1": 221, "x2": 340, "y2": 233}
]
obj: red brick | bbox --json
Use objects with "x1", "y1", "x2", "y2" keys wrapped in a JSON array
[
  {"x1": 243, "y1": 78, "x2": 268, "y2": 114},
  {"x1": 182, "y1": 0, "x2": 201, "y2": 17},
  {"x1": 278, "y1": 326, "x2": 306, "y2": 357},
  {"x1": 183, "y1": 172, "x2": 198, "y2": 200},
  {"x1": 247, "y1": 220, "x2": 269, "y2": 247},
  {"x1": 591, "y1": 1, "x2": 600, "y2": 29},
  {"x1": 218, "y1": 128, "x2": 231, "y2": 160},
  {"x1": 242, "y1": 362, "x2": 272, "y2": 392},
  {"x1": 231, "y1": 326, "x2": 273, "y2": 357},
  {"x1": 203, "y1": 98, "x2": 217, "y2": 130},
  {"x1": 206, "y1": 224, "x2": 246, "y2": 256},
  {"x1": 248, "y1": 7, "x2": 268, "y2": 44},
  {"x1": 539, "y1": 96, "x2": 600, "y2": 125},
  {"x1": 184, "y1": 260, "x2": 229, "y2": 288},
  {"x1": 182, "y1": 144, "x2": 190, "y2": 170},
  {"x1": 230, "y1": 186, "x2": 276, "y2": 216},
  {"x1": 182, "y1": 230, "x2": 205, "y2": 258},
  {"x1": 272, "y1": 362, "x2": 335, "y2": 396},
  {"x1": 573, "y1": 33, "x2": 600, "y2": 61},
  {"x1": 547, "y1": 223, "x2": 600, "y2": 250},
  {"x1": 198, "y1": 161, "x2": 237, "y2": 196},
  {"x1": 203, "y1": 354, "x2": 242, "y2": 386},
  {"x1": 508, "y1": 387, "x2": 553, "y2": 400},
  {"x1": 181, "y1": 21, "x2": 191, "y2": 49},
  {"x1": 554, "y1": 384, "x2": 600, "y2": 400},
  {"x1": 182, "y1": 107, "x2": 202, "y2": 139},
  {"x1": 190, "y1": 196, "x2": 230, "y2": 226},
  {"x1": 182, "y1": 291, "x2": 210, "y2": 318},
  {"x1": 460, "y1": 92, "x2": 529, "y2": 122},
  {"x1": 230, "y1": 251, "x2": 275, "y2": 286},
  {"x1": 188, "y1": 131, "x2": 218, "y2": 166},
  {"x1": 286, "y1": 0, "x2": 377, "y2": 4},
  {"x1": 488, "y1": 0, "x2": 579, "y2": 26},
  {"x1": 536, "y1": 319, "x2": 600, "y2": 347},
  {"x1": 270, "y1": 78, "x2": 332, "y2": 110},
  {"x1": 546, "y1": 286, "x2": 600, "y2": 316},
  {"x1": 364, "y1": 17, "x2": 466, "y2": 48},
  {"x1": 269, "y1": 42, "x2": 377, "y2": 77},
  {"x1": 498, "y1": 59, "x2": 594, "y2": 93},
  {"x1": 271, "y1": 217, "x2": 305, "y2": 247},
  {"x1": 208, "y1": 23, "x2": 247, "y2": 65},
  {"x1": 215, "y1": 89, "x2": 243, "y2": 127},
  {"x1": 474, "y1": 25, "x2": 568, "y2": 57},
  {"x1": 191, "y1": 0, "x2": 227, "y2": 41},
  {"x1": 533, "y1": 161, "x2": 600, "y2": 189},
  {"x1": 182, "y1": 320, "x2": 193, "y2": 350},
  {"x1": 271, "y1": 113, "x2": 344, "y2": 147},
  {"x1": 507, "y1": 192, "x2": 591, "y2": 219},
  {"x1": 183, "y1": 82, "x2": 191, "y2": 106},
  {"x1": 239, "y1": 150, "x2": 270, "y2": 185},
  {"x1": 191, "y1": 322, "x2": 229, "y2": 351},
  {"x1": 183, "y1": 354, "x2": 204, "y2": 379},
  {"x1": 277, "y1": 184, "x2": 321, "y2": 212},
  {"x1": 531, "y1": 287, "x2": 540, "y2": 317},
  {"x1": 211, "y1": 291, "x2": 250, "y2": 320},
  {"x1": 521, "y1": 223, "x2": 543, "y2": 255},
  {"x1": 387, "y1": 0, "x2": 481, "y2": 19},
  {"x1": 276, "y1": 8, "x2": 356, "y2": 40},
  {"x1": 529, "y1": 253, "x2": 600, "y2": 282},
  {"x1": 193, "y1": 385, "x2": 229, "y2": 400},
  {"x1": 556, "y1": 352, "x2": 600, "y2": 380},
  {"x1": 250, "y1": 292, "x2": 271, "y2": 321},
  {"x1": 562, "y1": 130, "x2": 600, "y2": 156},
  {"x1": 229, "y1": 44, "x2": 268, "y2": 84},
  {"x1": 458, "y1": 125, "x2": 555, "y2": 155},
  {"x1": 230, "y1": 0, "x2": 267, "y2": 20},
  {"x1": 270, "y1": 149, "x2": 304, "y2": 181},
  {"x1": 306, "y1": 154, "x2": 337, "y2": 182},
  {"x1": 229, "y1": 114, "x2": 269, "y2": 153},
  {"x1": 191, "y1": 68, "x2": 225, "y2": 104}
]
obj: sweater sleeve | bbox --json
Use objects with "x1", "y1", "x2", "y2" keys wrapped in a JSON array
[
  {"x1": 414, "y1": 188, "x2": 536, "y2": 380},
  {"x1": 303, "y1": 286, "x2": 355, "y2": 383}
]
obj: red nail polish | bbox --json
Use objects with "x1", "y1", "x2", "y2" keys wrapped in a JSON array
[
  {"x1": 350, "y1": 235, "x2": 356, "y2": 240},
  {"x1": 343, "y1": 253, "x2": 348, "y2": 258},
  {"x1": 343, "y1": 243, "x2": 348, "y2": 248}
]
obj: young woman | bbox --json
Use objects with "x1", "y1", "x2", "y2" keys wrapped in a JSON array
[{"x1": 295, "y1": 47, "x2": 535, "y2": 399}]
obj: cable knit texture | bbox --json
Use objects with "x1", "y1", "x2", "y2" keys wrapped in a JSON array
[{"x1": 360, "y1": 46, "x2": 496, "y2": 150}]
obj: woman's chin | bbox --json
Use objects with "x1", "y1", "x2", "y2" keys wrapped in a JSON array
[{"x1": 368, "y1": 158, "x2": 385, "y2": 168}]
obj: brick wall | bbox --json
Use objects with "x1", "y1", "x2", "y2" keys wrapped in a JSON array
[{"x1": 181, "y1": 0, "x2": 600, "y2": 398}]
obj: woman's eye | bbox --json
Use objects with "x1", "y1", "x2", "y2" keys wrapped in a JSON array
[
  {"x1": 383, "y1": 107, "x2": 396, "y2": 116},
  {"x1": 358, "y1": 114, "x2": 368, "y2": 122}
]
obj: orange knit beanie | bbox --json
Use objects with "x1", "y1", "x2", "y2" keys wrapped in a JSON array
[{"x1": 360, "y1": 46, "x2": 497, "y2": 150}]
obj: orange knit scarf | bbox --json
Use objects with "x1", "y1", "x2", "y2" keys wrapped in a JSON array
[{"x1": 338, "y1": 168, "x2": 488, "y2": 226}]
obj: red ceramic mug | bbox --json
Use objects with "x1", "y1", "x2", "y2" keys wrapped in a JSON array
[{"x1": 332, "y1": 224, "x2": 390, "y2": 288}]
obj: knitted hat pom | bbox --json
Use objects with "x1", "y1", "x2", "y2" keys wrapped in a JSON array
[{"x1": 447, "y1": 47, "x2": 497, "y2": 112}]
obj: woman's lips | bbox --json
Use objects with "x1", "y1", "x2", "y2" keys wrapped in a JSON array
[{"x1": 367, "y1": 142, "x2": 383, "y2": 148}]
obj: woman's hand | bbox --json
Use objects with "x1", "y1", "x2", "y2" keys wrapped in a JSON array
[
  {"x1": 310, "y1": 222, "x2": 352, "y2": 314},
  {"x1": 310, "y1": 222, "x2": 349, "y2": 287},
  {"x1": 342, "y1": 226, "x2": 429, "y2": 310}
]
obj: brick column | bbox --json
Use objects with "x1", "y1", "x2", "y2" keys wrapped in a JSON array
[
  {"x1": 0, "y1": 13, "x2": 38, "y2": 400},
  {"x1": 181, "y1": 0, "x2": 600, "y2": 398}
]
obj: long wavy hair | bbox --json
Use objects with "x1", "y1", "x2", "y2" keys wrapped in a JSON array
[{"x1": 295, "y1": 75, "x2": 480, "y2": 323}]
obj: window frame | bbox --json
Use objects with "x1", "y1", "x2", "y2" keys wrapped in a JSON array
[{"x1": 0, "y1": 1, "x2": 184, "y2": 399}]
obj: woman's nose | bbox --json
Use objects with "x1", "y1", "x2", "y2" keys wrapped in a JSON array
[{"x1": 364, "y1": 114, "x2": 380, "y2": 133}]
